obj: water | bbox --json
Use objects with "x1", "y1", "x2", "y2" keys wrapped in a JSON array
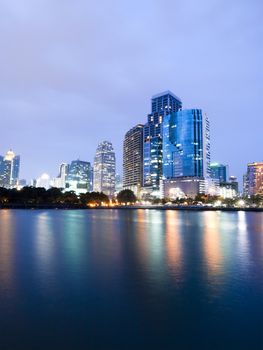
[{"x1": 0, "y1": 209, "x2": 262, "y2": 349}]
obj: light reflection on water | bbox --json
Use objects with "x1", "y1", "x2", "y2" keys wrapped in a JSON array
[
  {"x1": 0, "y1": 209, "x2": 262, "y2": 349},
  {"x1": 0, "y1": 210, "x2": 15, "y2": 295},
  {"x1": 203, "y1": 211, "x2": 222, "y2": 278},
  {"x1": 0, "y1": 210, "x2": 262, "y2": 290}
]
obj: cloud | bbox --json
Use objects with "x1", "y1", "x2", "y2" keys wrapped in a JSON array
[{"x1": 0, "y1": 0, "x2": 262, "y2": 181}]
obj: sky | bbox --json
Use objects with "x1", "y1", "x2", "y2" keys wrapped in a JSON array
[{"x1": 0, "y1": 0, "x2": 262, "y2": 183}]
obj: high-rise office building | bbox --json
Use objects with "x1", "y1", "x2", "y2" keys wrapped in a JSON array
[
  {"x1": 0, "y1": 150, "x2": 20, "y2": 188},
  {"x1": 123, "y1": 124, "x2": 144, "y2": 196},
  {"x1": 93, "y1": 141, "x2": 116, "y2": 197},
  {"x1": 52, "y1": 163, "x2": 69, "y2": 189},
  {"x1": 245, "y1": 162, "x2": 263, "y2": 196},
  {"x1": 143, "y1": 91, "x2": 182, "y2": 191},
  {"x1": 210, "y1": 163, "x2": 228, "y2": 183},
  {"x1": 65, "y1": 160, "x2": 92, "y2": 194},
  {"x1": 162, "y1": 109, "x2": 212, "y2": 198},
  {"x1": 162, "y1": 109, "x2": 210, "y2": 179}
]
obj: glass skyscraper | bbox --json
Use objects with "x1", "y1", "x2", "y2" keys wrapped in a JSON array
[
  {"x1": 143, "y1": 91, "x2": 182, "y2": 190},
  {"x1": 210, "y1": 163, "x2": 228, "y2": 183},
  {"x1": 65, "y1": 160, "x2": 92, "y2": 194},
  {"x1": 93, "y1": 141, "x2": 116, "y2": 197},
  {"x1": 162, "y1": 109, "x2": 210, "y2": 179}
]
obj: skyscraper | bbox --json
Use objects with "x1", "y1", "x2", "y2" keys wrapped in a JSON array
[
  {"x1": 0, "y1": 150, "x2": 20, "y2": 188},
  {"x1": 162, "y1": 109, "x2": 212, "y2": 198},
  {"x1": 93, "y1": 141, "x2": 116, "y2": 197},
  {"x1": 210, "y1": 163, "x2": 228, "y2": 183},
  {"x1": 65, "y1": 160, "x2": 92, "y2": 194},
  {"x1": 162, "y1": 109, "x2": 210, "y2": 179},
  {"x1": 143, "y1": 91, "x2": 182, "y2": 191},
  {"x1": 245, "y1": 162, "x2": 263, "y2": 196},
  {"x1": 123, "y1": 124, "x2": 144, "y2": 196},
  {"x1": 52, "y1": 163, "x2": 69, "y2": 189}
]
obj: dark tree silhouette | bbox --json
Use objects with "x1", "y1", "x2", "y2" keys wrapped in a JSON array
[
  {"x1": 79, "y1": 192, "x2": 109, "y2": 206},
  {"x1": 117, "y1": 190, "x2": 137, "y2": 204}
]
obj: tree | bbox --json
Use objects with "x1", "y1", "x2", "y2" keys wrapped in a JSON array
[
  {"x1": 117, "y1": 190, "x2": 137, "y2": 205},
  {"x1": 79, "y1": 192, "x2": 109, "y2": 206}
]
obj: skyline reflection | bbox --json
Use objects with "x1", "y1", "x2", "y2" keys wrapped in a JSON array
[
  {"x1": 164, "y1": 210, "x2": 183, "y2": 282},
  {"x1": 0, "y1": 209, "x2": 262, "y2": 303},
  {"x1": 203, "y1": 211, "x2": 223, "y2": 278},
  {"x1": 0, "y1": 210, "x2": 15, "y2": 295}
]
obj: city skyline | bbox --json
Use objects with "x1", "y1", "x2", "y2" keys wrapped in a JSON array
[
  {"x1": 0, "y1": 0, "x2": 262, "y2": 182},
  {"x1": 1, "y1": 84, "x2": 262, "y2": 185}
]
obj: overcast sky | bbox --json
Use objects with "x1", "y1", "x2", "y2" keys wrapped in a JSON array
[{"x1": 0, "y1": 0, "x2": 262, "y2": 182}]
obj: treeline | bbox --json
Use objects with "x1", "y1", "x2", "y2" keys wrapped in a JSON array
[
  {"x1": 152, "y1": 194, "x2": 263, "y2": 207},
  {"x1": 0, "y1": 187, "x2": 110, "y2": 208}
]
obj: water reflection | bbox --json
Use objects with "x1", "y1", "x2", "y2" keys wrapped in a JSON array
[
  {"x1": 62, "y1": 211, "x2": 87, "y2": 268},
  {"x1": 203, "y1": 211, "x2": 223, "y2": 278},
  {"x1": 237, "y1": 211, "x2": 249, "y2": 270},
  {"x1": 0, "y1": 209, "x2": 262, "y2": 349},
  {"x1": 0, "y1": 210, "x2": 15, "y2": 294},
  {"x1": 164, "y1": 211, "x2": 183, "y2": 282},
  {"x1": 35, "y1": 212, "x2": 55, "y2": 271}
]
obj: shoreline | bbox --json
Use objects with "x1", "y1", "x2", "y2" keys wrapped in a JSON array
[{"x1": 0, "y1": 204, "x2": 262, "y2": 212}]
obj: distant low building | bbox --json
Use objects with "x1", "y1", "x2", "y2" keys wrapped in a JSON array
[
  {"x1": 229, "y1": 176, "x2": 239, "y2": 193},
  {"x1": 163, "y1": 177, "x2": 206, "y2": 199},
  {"x1": 36, "y1": 173, "x2": 51, "y2": 189},
  {"x1": 219, "y1": 182, "x2": 238, "y2": 199},
  {"x1": 30, "y1": 179, "x2": 37, "y2": 187},
  {"x1": 18, "y1": 179, "x2": 27, "y2": 188}
]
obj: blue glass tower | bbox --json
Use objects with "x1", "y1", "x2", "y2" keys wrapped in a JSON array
[
  {"x1": 162, "y1": 109, "x2": 210, "y2": 179},
  {"x1": 143, "y1": 91, "x2": 182, "y2": 190},
  {"x1": 210, "y1": 163, "x2": 228, "y2": 183}
]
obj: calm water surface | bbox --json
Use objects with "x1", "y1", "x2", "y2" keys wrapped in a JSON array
[{"x1": 0, "y1": 209, "x2": 262, "y2": 349}]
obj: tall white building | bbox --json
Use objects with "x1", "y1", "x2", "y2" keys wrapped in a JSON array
[
  {"x1": 93, "y1": 141, "x2": 116, "y2": 197},
  {"x1": 51, "y1": 163, "x2": 69, "y2": 189}
]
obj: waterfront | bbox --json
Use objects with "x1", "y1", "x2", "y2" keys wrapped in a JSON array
[{"x1": 0, "y1": 209, "x2": 262, "y2": 349}]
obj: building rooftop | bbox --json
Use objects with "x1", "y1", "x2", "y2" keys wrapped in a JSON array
[{"x1": 151, "y1": 90, "x2": 182, "y2": 102}]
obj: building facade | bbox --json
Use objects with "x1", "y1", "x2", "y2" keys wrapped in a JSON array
[
  {"x1": 52, "y1": 163, "x2": 69, "y2": 189},
  {"x1": 210, "y1": 163, "x2": 228, "y2": 183},
  {"x1": 161, "y1": 109, "x2": 211, "y2": 198},
  {"x1": 163, "y1": 177, "x2": 206, "y2": 199},
  {"x1": 123, "y1": 124, "x2": 144, "y2": 196},
  {"x1": 65, "y1": 160, "x2": 92, "y2": 194},
  {"x1": 143, "y1": 91, "x2": 182, "y2": 191},
  {"x1": 93, "y1": 141, "x2": 116, "y2": 197},
  {"x1": 162, "y1": 109, "x2": 210, "y2": 179},
  {"x1": 219, "y1": 182, "x2": 238, "y2": 199},
  {"x1": 245, "y1": 162, "x2": 263, "y2": 196},
  {"x1": 0, "y1": 150, "x2": 20, "y2": 188}
]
